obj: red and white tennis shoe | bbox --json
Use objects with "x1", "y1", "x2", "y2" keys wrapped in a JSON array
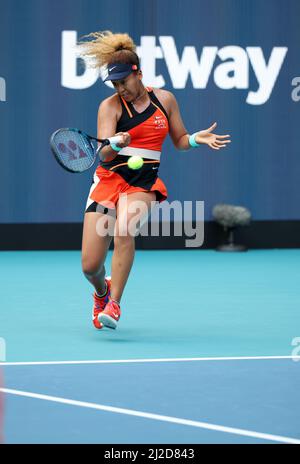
[{"x1": 98, "y1": 299, "x2": 121, "y2": 330}]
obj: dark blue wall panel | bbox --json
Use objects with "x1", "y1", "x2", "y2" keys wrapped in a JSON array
[{"x1": 0, "y1": 0, "x2": 299, "y2": 222}]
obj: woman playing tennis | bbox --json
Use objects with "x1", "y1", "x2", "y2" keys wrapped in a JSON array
[{"x1": 79, "y1": 31, "x2": 231, "y2": 330}]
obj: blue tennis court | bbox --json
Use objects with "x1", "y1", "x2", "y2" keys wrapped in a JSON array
[{"x1": 1, "y1": 249, "x2": 300, "y2": 444}]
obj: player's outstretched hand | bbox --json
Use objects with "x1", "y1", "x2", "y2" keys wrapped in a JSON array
[{"x1": 194, "y1": 122, "x2": 231, "y2": 150}]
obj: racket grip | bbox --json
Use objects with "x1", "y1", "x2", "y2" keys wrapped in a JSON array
[{"x1": 108, "y1": 135, "x2": 123, "y2": 145}]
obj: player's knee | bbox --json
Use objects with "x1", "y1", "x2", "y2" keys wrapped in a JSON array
[{"x1": 81, "y1": 257, "x2": 102, "y2": 277}]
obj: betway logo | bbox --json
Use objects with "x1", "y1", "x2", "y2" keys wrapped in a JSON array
[{"x1": 61, "y1": 31, "x2": 288, "y2": 105}]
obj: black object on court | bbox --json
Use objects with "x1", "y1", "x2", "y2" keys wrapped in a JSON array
[{"x1": 212, "y1": 203, "x2": 251, "y2": 252}]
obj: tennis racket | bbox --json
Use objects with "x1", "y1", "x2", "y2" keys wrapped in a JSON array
[{"x1": 50, "y1": 128, "x2": 122, "y2": 173}]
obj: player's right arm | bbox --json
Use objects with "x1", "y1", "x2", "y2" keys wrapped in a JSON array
[{"x1": 97, "y1": 97, "x2": 131, "y2": 160}]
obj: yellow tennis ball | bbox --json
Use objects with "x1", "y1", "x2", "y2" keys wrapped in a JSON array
[{"x1": 127, "y1": 155, "x2": 144, "y2": 170}]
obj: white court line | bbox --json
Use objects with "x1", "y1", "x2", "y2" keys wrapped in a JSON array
[
  {"x1": 1, "y1": 387, "x2": 300, "y2": 444},
  {"x1": 1, "y1": 355, "x2": 300, "y2": 366}
]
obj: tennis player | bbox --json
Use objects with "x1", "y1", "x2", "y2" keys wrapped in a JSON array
[{"x1": 79, "y1": 31, "x2": 231, "y2": 330}]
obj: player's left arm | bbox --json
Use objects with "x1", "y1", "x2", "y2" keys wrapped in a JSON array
[{"x1": 166, "y1": 91, "x2": 231, "y2": 151}]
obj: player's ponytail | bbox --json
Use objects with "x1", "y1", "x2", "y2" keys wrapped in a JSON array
[{"x1": 78, "y1": 30, "x2": 140, "y2": 69}]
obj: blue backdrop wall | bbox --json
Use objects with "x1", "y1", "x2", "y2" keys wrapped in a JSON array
[{"x1": 0, "y1": 0, "x2": 299, "y2": 223}]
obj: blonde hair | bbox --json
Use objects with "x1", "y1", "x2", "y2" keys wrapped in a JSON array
[{"x1": 77, "y1": 30, "x2": 140, "y2": 69}]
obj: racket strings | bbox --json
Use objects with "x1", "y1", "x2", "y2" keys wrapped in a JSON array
[{"x1": 51, "y1": 130, "x2": 96, "y2": 172}]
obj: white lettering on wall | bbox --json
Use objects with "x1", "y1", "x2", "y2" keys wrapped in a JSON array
[{"x1": 61, "y1": 32, "x2": 288, "y2": 105}]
